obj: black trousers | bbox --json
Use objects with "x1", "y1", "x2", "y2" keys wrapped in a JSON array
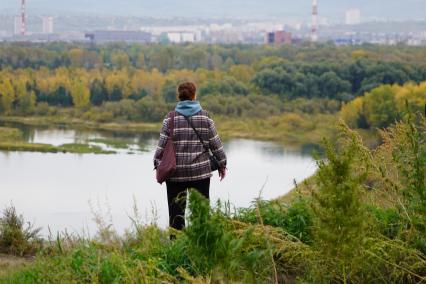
[{"x1": 166, "y1": 178, "x2": 210, "y2": 231}]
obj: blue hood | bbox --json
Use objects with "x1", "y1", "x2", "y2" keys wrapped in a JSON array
[{"x1": 175, "y1": 100, "x2": 202, "y2": 117}]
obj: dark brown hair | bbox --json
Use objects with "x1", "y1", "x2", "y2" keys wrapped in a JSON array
[{"x1": 177, "y1": 82, "x2": 197, "y2": 101}]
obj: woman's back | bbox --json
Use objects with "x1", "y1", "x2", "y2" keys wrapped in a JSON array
[{"x1": 154, "y1": 109, "x2": 226, "y2": 182}]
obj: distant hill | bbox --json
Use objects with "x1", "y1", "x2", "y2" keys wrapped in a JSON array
[{"x1": 1, "y1": 0, "x2": 424, "y2": 21}]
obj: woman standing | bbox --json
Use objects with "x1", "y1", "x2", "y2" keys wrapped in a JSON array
[{"x1": 154, "y1": 82, "x2": 227, "y2": 231}]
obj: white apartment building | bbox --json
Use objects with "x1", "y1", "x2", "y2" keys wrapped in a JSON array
[
  {"x1": 345, "y1": 9, "x2": 361, "y2": 25},
  {"x1": 42, "y1": 16, "x2": 54, "y2": 34}
]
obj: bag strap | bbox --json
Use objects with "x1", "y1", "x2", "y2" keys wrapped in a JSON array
[
  {"x1": 183, "y1": 115, "x2": 210, "y2": 154},
  {"x1": 168, "y1": 111, "x2": 175, "y2": 139}
]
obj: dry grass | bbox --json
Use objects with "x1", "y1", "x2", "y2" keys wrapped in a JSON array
[{"x1": 0, "y1": 254, "x2": 32, "y2": 277}]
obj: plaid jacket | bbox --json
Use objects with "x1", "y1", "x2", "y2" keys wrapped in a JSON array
[{"x1": 154, "y1": 110, "x2": 227, "y2": 182}]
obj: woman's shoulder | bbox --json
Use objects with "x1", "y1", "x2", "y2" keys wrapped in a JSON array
[
  {"x1": 197, "y1": 110, "x2": 213, "y2": 124},
  {"x1": 199, "y1": 110, "x2": 210, "y2": 117}
]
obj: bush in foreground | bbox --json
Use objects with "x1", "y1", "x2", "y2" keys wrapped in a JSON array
[{"x1": 0, "y1": 206, "x2": 42, "y2": 257}]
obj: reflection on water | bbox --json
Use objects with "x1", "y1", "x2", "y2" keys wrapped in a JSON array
[
  {"x1": 0, "y1": 123, "x2": 316, "y2": 236},
  {"x1": 0, "y1": 121, "x2": 158, "y2": 153}
]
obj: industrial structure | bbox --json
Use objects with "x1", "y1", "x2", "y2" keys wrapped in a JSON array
[
  {"x1": 20, "y1": 0, "x2": 26, "y2": 36},
  {"x1": 311, "y1": 0, "x2": 318, "y2": 42}
]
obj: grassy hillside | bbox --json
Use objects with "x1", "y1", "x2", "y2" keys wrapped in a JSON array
[{"x1": 0, "y1": 116, "x2": 425, "y2": 283}]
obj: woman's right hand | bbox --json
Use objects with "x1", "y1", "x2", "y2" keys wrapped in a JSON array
[{"x1": 219, "y1": 168, "x2": 226, "y2": 181}]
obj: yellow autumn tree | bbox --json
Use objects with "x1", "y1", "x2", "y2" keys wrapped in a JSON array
[
  {"x1": 133, "y1": 69, "x2": 165, "y2": 98},
  {"x1": 69, "y1": 78, "x2": 90, "y2": 108},
  {"x1": 136, "y1": 51, "x2": 146, "y2": 69},
  {"x1": 340, "y1": 97, "x2": 365, "y2": 128},
  {"x1": 228, "y1": 65, "x2": 255, "y2": 83},
  {"x1": 105, "y1": 69, "x2": 130, "y2": 100},
  {"x1": 395, "y1": 82, "x2": 426, "y2": 116},
  {"x1": 0, "y1": 78, "x2": 15, "y2": 115}
]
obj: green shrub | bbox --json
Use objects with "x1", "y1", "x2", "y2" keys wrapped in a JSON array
[
  {"x1": 368, "y1": 206, "x2": 402, "y2": 239},
  {"x1": 185, "y1": 190, "x2": 277, "y2": 282},
  {"x1": 0, "y1": 205, "x2": 42, "y2": 256},
  {"x1": 236, "y1": 198, "x2": 313, "y2": 244},
  {"x1": 379, "y1": 116, "x2": 426, "y2": 254}
]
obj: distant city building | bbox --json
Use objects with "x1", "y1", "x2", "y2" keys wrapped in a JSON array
[
  {"x1": 345, "y1": 9, "x2": 361, "y2": 25},
  {"x1": 266, "y1": 30, "x2": 292, "y2": 45},
  {"x1": 167, "y1": 31, "x2": 196, "y2": 43},
  {"x1": 209, "y1": 30, "x2": 243, "y2": 44},
  {"x1": 334, "y1": 38, "x2": 362, "y2": 46},
  {"x1": 14, "y1": 16, "x2": 22, "y2": 35},
  {"x1": 85, "y1": 30, "x2": 152, "y2": 43},
  {"x1": 42, "y1": 16, "x2": 54, "y2": 34},
  {"x1": 141, "y1": 26, "x2": 203, "y2": 42},
  {"x1": 407, "y1": 38, "x2": 422, "y2": 46}
]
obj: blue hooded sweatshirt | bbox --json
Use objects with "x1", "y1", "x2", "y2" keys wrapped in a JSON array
[{"x1": 175, "y1": 100, "x2": 202, "y2": 117}]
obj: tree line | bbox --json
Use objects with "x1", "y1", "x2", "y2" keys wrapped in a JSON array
[
  {"x1": 1, "y1": 42, "x2": 426, "y2": 71},
  {"x1": 0, "y1": 43, "x2": 425, "y2": 126}
]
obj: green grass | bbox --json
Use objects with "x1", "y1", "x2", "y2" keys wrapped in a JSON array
[
  {"x1": 0, "y1": 127, "x2": 23, "y2": 142},
  {"x1": 0, "y1": 142, "x2": 116, "y2": 154},
  {"x1": 216, "y1": 113, "x2": 339, "y2": 149},
  {"x1": 89, "y1": 138, "x2": 132, "y2": 149},
  {"x1": 89, "y1": 138, "x2": 147, "y2": 152},
  {"x1": 1, "y1": 187, "x2": 425, "y2": 283},
  {"x1": 59, "y1": 143, "x2": 116, "y2": 154},
  {"x1": 0, "y1": 123, "x2": 116, "y2": 154}
]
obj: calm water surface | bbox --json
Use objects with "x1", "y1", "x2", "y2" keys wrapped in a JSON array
[{"x1": 0, "y1": 124, "x2": 316, "y2": 236}]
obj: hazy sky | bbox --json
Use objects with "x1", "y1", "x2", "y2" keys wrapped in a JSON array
[{"x1": 1, "y1": 0, "x2": 424, "y2": 21}]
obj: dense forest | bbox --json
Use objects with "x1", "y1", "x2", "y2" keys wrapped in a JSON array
[{"x1": 0, "y1": 43, "x2": 425, "y2": 131}]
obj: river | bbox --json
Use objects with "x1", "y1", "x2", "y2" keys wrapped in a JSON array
[{"x1": 0, "y1": 123, "x2": 316, "y2": 236}]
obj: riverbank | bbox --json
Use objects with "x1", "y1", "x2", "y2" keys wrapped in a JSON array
[
  {"x1": 0, "y1": 115, "x2": 161, "y2": 133},
  {"x1": 0, "y1": 113, "x2": 379, "y2": 154}
]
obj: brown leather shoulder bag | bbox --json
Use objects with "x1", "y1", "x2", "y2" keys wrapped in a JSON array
[{"x1": 156, "y1": 111, "x2": 176, "y2": 184}]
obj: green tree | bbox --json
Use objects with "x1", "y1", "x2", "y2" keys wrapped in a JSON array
[
  {"x1": 151, "y1": 47, "x2": 174, "y2": 73},
  {"x1": 17, "y1": 91, "x2": 36, "y2": 115},
  {"x1": 90, "y1": 79, "x2": 108, "y2": 106},
  {"x1": 311, "y1": 126, "x2": 369, "y2": 282},
  {"x1": 110, "y1": 51, "x2": 130, "y2": 69},
  {"x1": 363, "y1": 85, "x2": 398, "y2": 128},
  {"x1": 161, "y1": 80, "x2": 177, "y2": 103},
  {"x1": 318, "y1": 71, "x2": 351, "y2": 99}
]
